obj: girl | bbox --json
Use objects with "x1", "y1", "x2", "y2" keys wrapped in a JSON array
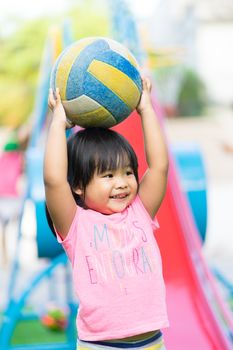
[{"x1": 44, "y1": 77, "x2": 169, "y2": 349}]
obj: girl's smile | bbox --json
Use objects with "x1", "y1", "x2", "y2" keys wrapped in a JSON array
[
  {"x1": 109, "y1": 192, "x2": 129, "y2": 199},
  {"x1": 75, "y1": 167, "x2": 138, "y2": 214}
]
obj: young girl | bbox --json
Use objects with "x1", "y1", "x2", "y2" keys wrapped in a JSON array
[{"x1": 44, "y1": 77, "x2": 169, "y2": 349}]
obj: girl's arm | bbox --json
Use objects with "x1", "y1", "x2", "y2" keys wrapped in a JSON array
[
  {"x1": 137, "y1": 77, "x2": 169, "y2": 218},
  {"x1": 43, "y1": 88, "x2": 77, "y2": 239}
]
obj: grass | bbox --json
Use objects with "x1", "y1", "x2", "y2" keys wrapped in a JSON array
[
  {"x1": 11, "y1": 319, "x2": 67, "y2": 345},
  {"x1": 1, "y1": 304, "x2": 77, "y2": 347}
]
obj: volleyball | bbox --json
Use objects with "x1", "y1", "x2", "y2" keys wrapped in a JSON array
[{"x1": 50, "y1": 37, "x2": 142, "y2": 127}]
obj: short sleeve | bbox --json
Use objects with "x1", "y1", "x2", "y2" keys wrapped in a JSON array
[
  {"x1": 134, "y1": 195, "x2": 160, "y2": 230},
  {"x1": 54, "y1": 206, "x2": 80, "y2": 265}
]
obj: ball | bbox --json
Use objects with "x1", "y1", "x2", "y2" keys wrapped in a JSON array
[
  {"x1": 41, "y1": 307, "x2": 67, "y2": 331},
  {"x1": 50, "y1": 37, "x2": 142, "y2": 127}
]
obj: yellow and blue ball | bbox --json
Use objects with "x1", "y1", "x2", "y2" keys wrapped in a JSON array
[{"x1": 50, "y1": 37, "x2": 142, "y2": 127}]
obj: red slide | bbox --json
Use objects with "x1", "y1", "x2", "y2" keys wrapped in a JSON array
[{"x1": 114, "y1": 100, "x2": 233, "y2": 349}]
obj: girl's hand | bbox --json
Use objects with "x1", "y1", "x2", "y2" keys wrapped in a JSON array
[
  {"x1": 136, "y1": 76, "x2": 153, "y2": 115},
  {"x1": 48, "y1": 88, "x2": 74, "y2": 129}
]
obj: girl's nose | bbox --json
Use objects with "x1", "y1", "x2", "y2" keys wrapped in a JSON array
[{"x1": 115, "y1": 176, "x2": 127, "y2": 189}]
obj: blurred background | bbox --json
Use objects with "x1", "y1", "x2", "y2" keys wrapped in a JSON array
[
  {"x1": 1, "y1": 0, "x2": 232, "y2": 265},
  {"x1": 0, "y1": 0, "x2": 233, "y2": 343}
]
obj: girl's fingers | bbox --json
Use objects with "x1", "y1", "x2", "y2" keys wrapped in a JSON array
[
  {"x1": 48, "y1": 88, "x2": 62, "y2": 109},
  {"x1": 141, "y1": 76, "x2": 152, "y2": 92},
  {"x1": 141, "y1": 77, "x2": 147, "y2": 90},
  {"x1": 66, "y1": 118, "x2": 75, "y2": 129},
  {"x1": 147, "y1": 79, "x2": 152, "y2": 92},
  {"x1": 55, "y1": 88, "x2": 61, "y2": 102}
]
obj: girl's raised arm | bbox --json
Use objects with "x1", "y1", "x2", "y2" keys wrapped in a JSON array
[
  {"x1": 43, "y1": 89, "x2": 77, "y2": 239},
  {"x1": 137, "y1": 78, "x2": 169, "y2": 218}
]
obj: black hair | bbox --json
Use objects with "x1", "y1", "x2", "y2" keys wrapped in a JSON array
[
  {"x1": 45, "y1": 127, "x2": 139, "y2": 236},
  {"x1": 45, "y1": 204, "x2": 56, "y2": 236},
  {"x1": 67, "y1": 127, "x2": 139, "y2": 206}
]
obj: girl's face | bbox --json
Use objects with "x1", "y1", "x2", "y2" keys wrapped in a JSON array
[{"x1": 75, "y1": 165, "x2": 138, "y2": 214}]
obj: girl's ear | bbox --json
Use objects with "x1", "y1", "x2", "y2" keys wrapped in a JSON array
[{"x1": 74, "y1": 187, "x2": 83, "y2": 196}]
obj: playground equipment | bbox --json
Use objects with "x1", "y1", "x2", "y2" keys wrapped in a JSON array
[
  {"x1": 0, "y1": 151, "x2": 23, "y2": 264},
  {"x1": 172, "y1": 142, "x2": 207, "y2": 242},
  {"x1": 0, "y1": 0, "x2": 233, "y2": 349},
  {"x1": 109, "y1": 0, "x2": 233, "y2": 348},
  {"x1": 0, "y1": 24, "x2": 77, "y2": 350},
  {"x1": 113, "y1": 109, "x2": 233, "y2": 350},
  {"x1": 213, "y1": 267, "x2": 233, "y2": 310}
]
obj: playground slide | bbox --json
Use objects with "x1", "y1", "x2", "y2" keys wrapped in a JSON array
[
  {"x1": 114, "y1": 103, "x2": 233, "y2": 349},
  {"x1": 109, "y1": 1, "x2": 233, "y2": 345}
]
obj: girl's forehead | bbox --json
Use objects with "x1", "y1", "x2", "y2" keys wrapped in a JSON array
[
  {"x1": 94, "y1": 164, "x2": 132, "y2": 177},
  {"x1": 94, "y1": 158, "x2": 133, "y2": 176}
]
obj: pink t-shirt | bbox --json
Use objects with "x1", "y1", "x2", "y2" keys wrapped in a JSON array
[{"x1": 57, "y1": 195, "x2": 169, "y2": 341}]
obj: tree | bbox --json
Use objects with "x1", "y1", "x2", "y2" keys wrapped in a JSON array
[{"x1": 0, "y1": 0, "x2": 109, "y2": 126}]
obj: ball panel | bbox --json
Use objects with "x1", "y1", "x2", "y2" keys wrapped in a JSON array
[
  {"x1": 125, "y1": 51, "x2": 140, "y2": 69},
  {"x1": 66, "y1": 39, "x2": 110, "y2": 101},
  {"x1": 93, "y1": 50, "x2": 142, "y2": 92},
  {"x1": 62, "y1": 94, "x2": 103, "y2": 115},
  {"x1": 84, "y1": 73, "x2": 132, "y2": 123},
  {"x1": 67, "y1": 106, "x2": 116, "y2": 128},
  {"x1": 88, "y1": 59, "x2": 141, "y2": 110},
  {"x1": 106, "y1": 38, "x2": 131, "y2": 62},
  {"x1": 55, "y1": 38, "x2": 96, "y2": 99},
  {"x1": 106, "y1": 38, "x2": 139, "y2": 68},
  {"x1": 50, "y1": 46, "x2": 71, "y2": 92}
]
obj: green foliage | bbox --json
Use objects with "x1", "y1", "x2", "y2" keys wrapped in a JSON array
[
  {"x1": 0, "y1": 18, "x2": 50, "y2": 126},
  {"x1": 0, "y1": 0, "x2": 110, "y2": 126},
  {"x1": 69, "y1": 1, "x2": 110, "y2": 40},
  {"x1": 11, "y1": 319, "x2": 66, "y2": 344},
  {"x1": 177, "y1": 68, "x2": 207, "y2": 117},
  {"x1": 0, "y1": 79, "x2": 35, "y2": 126}
]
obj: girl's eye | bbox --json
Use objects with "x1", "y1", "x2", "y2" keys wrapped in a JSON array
[
  {"x1": 126, "y1": 170, "x2": 133, "y2": 176},
  {"x1": 103, "y1": 173, "x2": 113, "y2": 178}
]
